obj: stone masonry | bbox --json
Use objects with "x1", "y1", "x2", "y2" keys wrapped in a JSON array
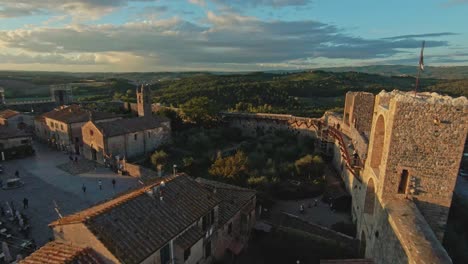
[
  {"x1": 366, "y1": 91, "x2": 468, "y2": 241},
  {"x1": 343, "y1": 92, "x2": 375, "y2": 137},
  {"x1": 222, "y1": 90, "x2": 468, "y2": 264}
]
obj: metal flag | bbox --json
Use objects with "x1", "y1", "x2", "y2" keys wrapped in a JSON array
[{"x1": 419, "y1": 40, "x2": 425, "y2": 71}]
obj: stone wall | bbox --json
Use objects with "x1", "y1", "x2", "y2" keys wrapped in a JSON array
[
  {"x1": 223, "y1": 90, "x2": 467, "y2": 263},
  {"x1": 123, "y1": 161, "x2": 158, "y2": 179},
  {"x1": 370, "y1": 91, "x2": 468, "y2": 240},
  {"x1": 343, "y1": 92, "x2": 375, "y2": 137}
]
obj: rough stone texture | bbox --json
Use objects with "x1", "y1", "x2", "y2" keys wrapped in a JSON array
[
  {"x1": 368, "y1": 90, "x2": 468, "y2": 241},
  {"x1": 223, "y1": 89, "x2": 468, "y2": 264},
  {"x1": 343, "y1": 92, "x2": 375, "y2": 137},
  {"x1": 81, "y1": 120, "x2": 170, "y2": 163},
  {"x1": 122, "y1": 161, "x2": 158, "y2": 180}
]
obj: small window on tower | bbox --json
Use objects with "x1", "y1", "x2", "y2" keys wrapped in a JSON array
[
  {"x1": 134, "y1": 134, "x2": 138, "y2": 140},
  {"x1": 398, "y1": 170, "x2": 409, "y2": 194}
]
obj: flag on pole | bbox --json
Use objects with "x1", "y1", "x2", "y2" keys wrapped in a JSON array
[{"x1": 419, "y1": 41, "x2": 425, "y2": 71}]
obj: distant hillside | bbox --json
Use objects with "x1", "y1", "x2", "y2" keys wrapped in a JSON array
[
  {"x1": 151, "y1": 70, "x2": 467, "y2": 117},
  {"x1": 317, "y1": 65, "x2": 468, "y2": 79}
]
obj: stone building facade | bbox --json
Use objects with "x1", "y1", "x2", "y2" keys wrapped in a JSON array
[
  {"x1": 81, "y1": 116, "x2": 171, "y2": 163},
  {"x1": 34, "y1": 105, "x2": 121, "y2": 153},
  {"x1": 0, "y1": 109, "x2": 34, "y2": 130},
  {"x1": 0, "y1": 125, "x2": 34, "y2": 159}
]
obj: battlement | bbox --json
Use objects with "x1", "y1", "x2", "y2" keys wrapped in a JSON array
[{"x1": 378, "y1": 90, "x2": 467, "y2": 105}]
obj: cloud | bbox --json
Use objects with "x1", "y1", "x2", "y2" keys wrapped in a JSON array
[
  {"x1": 188, "y1": 0, "x2": 206, "y2": 6},
  {"x1": 0, "y1": 12, "x2": 456, "y2": 70},
  {"x1": 383, "y1": 32, "x2": 458, "y2": 40},
  {"x1": 0, "y1": 52, "x2": 99, "y2": 64},
  {"x1": 0, "y1": 0, "x2": 159, "y2": 19}
]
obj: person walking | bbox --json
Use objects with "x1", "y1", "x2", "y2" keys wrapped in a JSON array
[
  {"x1": 112, "y1": 179, "x2": 116, "y2": 189},
  {"x1": 98, "y1": 180, "x2": 102, "y2": 190},
  {"x1": 23, "y1": 198, "x2": 28, "y2": 209},
  {"x1": 82, "y1": 184, "x2": 86, "y2": 193},
  {"x1": 15, "y1": 170, "x2": 19, "y2": 178}
]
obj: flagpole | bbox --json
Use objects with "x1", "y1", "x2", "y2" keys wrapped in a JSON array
[
  {"x1": 414, "y1": 66, "x2": 421, "y2": 96},
  {"x1": 414, "y1": 40, "x2": 425, "y2": 96}
]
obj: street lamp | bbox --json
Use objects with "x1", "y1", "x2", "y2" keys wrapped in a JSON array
[{"x1": 173, "y1": 164, "x2": 177, "y2": 177}]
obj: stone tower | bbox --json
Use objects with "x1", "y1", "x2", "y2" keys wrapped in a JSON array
[
  {"x1": 343, "y1": 92, "x2": 375, "y2": 136},
  {"x1": 364, "y1": 90, "x2": 468, "y2": 240},
  {"x1": 137, "y1": 84, "x2": 152, "y2": 117},
  {"x1": 52, "y1": 86, "x2": 72, "y2": 106}
]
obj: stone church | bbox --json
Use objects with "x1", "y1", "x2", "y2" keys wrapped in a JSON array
[{"x1": 82, "y1": 85, "x2": 171, "y2": 164}]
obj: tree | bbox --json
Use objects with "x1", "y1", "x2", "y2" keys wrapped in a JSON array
[
  {"x1": 180, "y1": 97, "x2": 217, "y2": 124},
  {"x1": 295, "y1": 155, "x2": 312, "y2": 178},
  {"x1": 150, "y1": 150, "x2": 168, "y2": 170},
  {"x1": 295, "y1": 154, "x2": 324, "y2": 179},
  {"x1": 209, "y1": 151, "x2": 249, "y2": 183}
]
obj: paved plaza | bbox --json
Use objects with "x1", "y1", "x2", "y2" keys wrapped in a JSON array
[{"x1": 0, "y1": 142, "x2": 139, "y2": 247}]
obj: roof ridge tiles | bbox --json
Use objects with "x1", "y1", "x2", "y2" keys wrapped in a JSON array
[{"x1": 50, "y1": 175, "x2": 178, "y2": 226}]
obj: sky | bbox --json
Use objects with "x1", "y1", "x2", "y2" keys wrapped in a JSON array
[{"x1": 0, "y1": 0, "x2": 467, "y2": 72}]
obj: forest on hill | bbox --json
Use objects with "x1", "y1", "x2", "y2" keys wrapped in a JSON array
[
  {"x1": 150, "y1": 70, "x2": 468, "y2": 117},
  {"x1": 0, "y1": 70, "x2": 466, "y2": 117}
]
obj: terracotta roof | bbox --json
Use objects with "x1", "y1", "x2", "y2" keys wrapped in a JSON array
[
  {"x1": 42, "y1": 105, "x2": 119, "y2": 124},
  {"x1": 20, "y1": 241, "x2": 104, "y2": 264},
  {"x1": 50, "y1": 174, "x2": 220, "y2": 264},
  {"x1": 174, "y1": 225, "x2": 204, "y2": 250},
  {"x1": 94, "y1": 116, "x2": 169, "y2": 137},
  {"x1": 0, "y1": 109, "x2": 20, "y2": 119},
  {"x1": 196, "y1": 178, "x2": 256, "y2": 225},
  {"x1": 320, "y1": 259, "x2": 374, "y2": 264},
  {"x1": 0, "y1": 125, "x2": 31, "y2": 139}
]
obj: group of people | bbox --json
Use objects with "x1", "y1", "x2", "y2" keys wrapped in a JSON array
[
  {"x1": 81, "y1": 179, "x2": 116, "y2": 193},
  {"x1": 299, "y1": 199, "x2": 319, "y2": 214},
  {"x1": 0, "y1": 200, "x2": 31, "y2": 237}
]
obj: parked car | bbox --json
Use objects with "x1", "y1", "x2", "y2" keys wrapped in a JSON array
[{"x1": 2, "y1": 178, "x2": 24, "y2": 190}]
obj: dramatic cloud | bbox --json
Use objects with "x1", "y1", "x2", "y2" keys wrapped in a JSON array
[
  {"x1": 0, "y1": 10, "x2": 453, "y2": 70},
  {"x1": 0, "y1": 0, "x2": 158, "y2": 19},
  {"x1": 383, "y1": 32, "x2": 458, "y2": 40}
]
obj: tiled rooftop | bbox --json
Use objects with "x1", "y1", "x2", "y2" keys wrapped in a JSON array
[
  {"x1": 51, "y1": 174, "x2": 220, "y2": 264},
  {"x1": 174, "y1": 225, "x2": 204, "y2": 250},
  {"x1": 94, "y1": 116, "x2": 169, "y2": 137},
  {"x1": 196, "y1": 178, "x2": 256, "y2": 225},
  {"x1": 20, "y1": 241, "x2": 104, "y2": 264},
  {"x1": 42, "y1": 105, "x2": 119, "y2": 124},
  {"x1": 0, "y1": 109, "x2": 20, "y2": 119}
]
